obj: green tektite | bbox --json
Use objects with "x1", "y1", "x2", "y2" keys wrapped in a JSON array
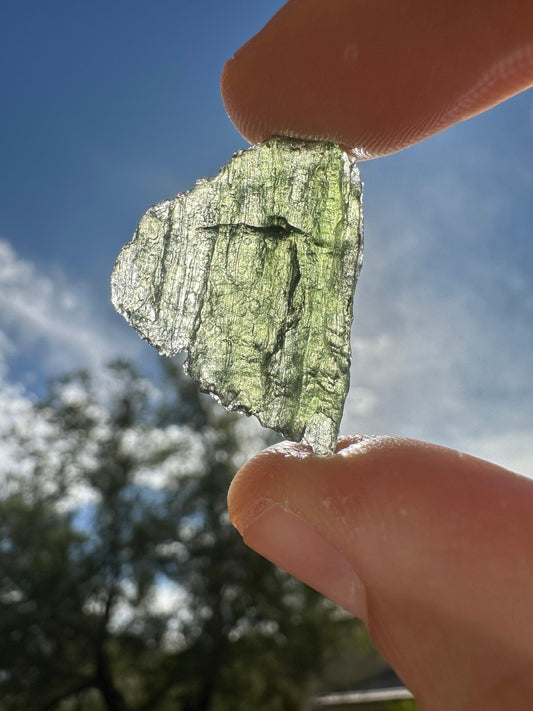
[{"x1": 111, "y1": 137, "x2": 363, "y2": 454}]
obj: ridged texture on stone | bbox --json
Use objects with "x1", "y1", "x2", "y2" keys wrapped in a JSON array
[{"x1": 111, "y1": 137, "x2": 363, "y2": 454}]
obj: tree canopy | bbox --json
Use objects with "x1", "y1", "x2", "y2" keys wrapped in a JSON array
[{"x1": 0, "y1": 360, "x2": 364, "y2": 711}]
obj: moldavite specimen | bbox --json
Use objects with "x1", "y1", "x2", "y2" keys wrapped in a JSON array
[{"x1": 111, "y1": 137, "x2": 363, "y2": 454}]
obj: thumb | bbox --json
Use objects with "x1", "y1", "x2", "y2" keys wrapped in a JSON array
[{"x1": 228, "y1": 436, "x2": 533, "y2": 711}]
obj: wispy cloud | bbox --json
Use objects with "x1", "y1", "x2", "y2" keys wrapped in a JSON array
[
  {"x1": 0, "y1": 238, "x2": 143, "y2": 385},
  {"x1": 343, "y1": 153, "x2": 533, "y2": 476},
  {"x1": 0, "y1": 237, "x2": 148, "y2": 476}
]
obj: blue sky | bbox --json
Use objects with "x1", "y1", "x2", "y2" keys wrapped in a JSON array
[{"x1": 1, "y1": 1, "x2": 533, "y2": 474}]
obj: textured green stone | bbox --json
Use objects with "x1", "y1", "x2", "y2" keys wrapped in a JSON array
[{"x1": 111, "y1": 137, "x2": 363, "y2": 454}]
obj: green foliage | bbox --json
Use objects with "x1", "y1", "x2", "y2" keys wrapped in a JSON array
[
  {"x1": 381, "y1": 701, "x2": 419, "y2": 711},
  {"x1": 0, "y1": 359, "x2": 364, "y2": 711}
]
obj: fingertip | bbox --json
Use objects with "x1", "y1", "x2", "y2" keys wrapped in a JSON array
[
  {"x1": 241, "y1": 502, "x2": 369, "y2": 618},
  {"x1": 222, "y1": 0, "x2": 533, "y2": 157},
  {"x1": 229, "y1": 437, "x2": 533, "y2": 706},
  {"x1": 228, "y1": 436, "x2": 533, "y2": 603},
  {"x1": 228, "y1": 435, "x2": 423, "y2": 535},
  {"x1": 227, "y1": 439, "x2": 315, "y2": 534}
]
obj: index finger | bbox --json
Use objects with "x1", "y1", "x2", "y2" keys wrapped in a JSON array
[{"x1": 221, "y1": 0, "x2": 533, "y2": 158}]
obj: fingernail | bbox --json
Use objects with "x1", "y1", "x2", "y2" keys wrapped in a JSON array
[{"x1": 242, "y1": 504, "x2": 367, "y2": 621}]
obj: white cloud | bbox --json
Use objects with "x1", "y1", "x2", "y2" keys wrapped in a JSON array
[
  {"x1": 0, "y1": 381, "x2": 38, "y2": 477},
  {"x1": 0, "y1": 236, "x2": 147, "y2": 481},
  {"x1": 342, "y1": 152, "x2": 533, "y2": 476},
  {"x1": 0, "y1": 238, "x2": 142, "y2": 382}
]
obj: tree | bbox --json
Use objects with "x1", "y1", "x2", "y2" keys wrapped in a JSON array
[{"x1": 0, "y1": 359, "x2": 361, "y2": 711}]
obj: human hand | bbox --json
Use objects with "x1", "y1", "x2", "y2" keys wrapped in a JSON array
[
  {"x1": 221, "y1": 0, "x2": 533, "y2": 158},
  {"x1": 222, "y1": 1, "x2": 533, "y2": 709},
  {"x1": 228, "y1": 438, "x2": 533, "y2": 710}
]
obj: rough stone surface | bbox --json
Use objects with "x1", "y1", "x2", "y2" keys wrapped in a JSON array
[{"x1": 111, "y1": 137, "x2": 363, "y2": 454}]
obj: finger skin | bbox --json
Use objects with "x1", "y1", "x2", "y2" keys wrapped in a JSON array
[
  {"x1": 221, "y1": 0, "x2": 533, "y2": 157},
  {"x1": 228, "y1": 437, "x2": 533, "y2": 711}
]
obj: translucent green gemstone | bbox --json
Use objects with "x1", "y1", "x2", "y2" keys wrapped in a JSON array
[{"x1": 111, "y1": 137, "x2": 363, "y2": 454}]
